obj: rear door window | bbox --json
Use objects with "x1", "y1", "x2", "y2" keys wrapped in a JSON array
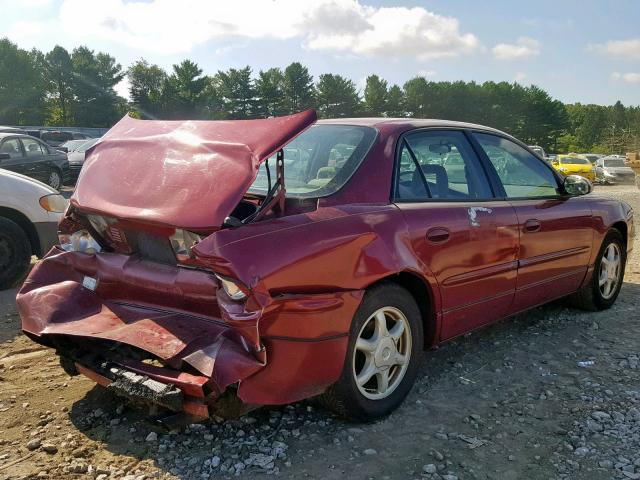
[
  {"x1": 395, "y1": 130, "x2": 493, "y2": 201},
  {"x1": 21, "y1": 138, "x2": 46, "y2": 157}
]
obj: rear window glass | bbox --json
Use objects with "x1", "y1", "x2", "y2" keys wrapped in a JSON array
[
  {"x1": 249, "y1": 124, "x2": 376, "y2": 198},
  {"x1": 41, "y1": 132, "x2": 74, "y2": 143},
  {"x1": 603, "y1": 158, "x2": 626, "y2": 167},
  {"x1": 560, "y1": 157, "x2": 589, "y2": 165}
]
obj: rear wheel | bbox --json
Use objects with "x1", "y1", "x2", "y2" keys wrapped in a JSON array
[
  {"x1": 0, "y1": 217, "x2": 32, "y2": 290},
  {"x1": 570, "y1": 230, "x2": 625, "y2": 311},
  {"x1": 319, "y1": 284, "x2": 423, "y2": 420}
]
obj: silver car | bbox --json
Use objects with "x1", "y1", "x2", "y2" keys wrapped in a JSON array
[{"x1": 595, "y1": 156, "x2": 636, "y2": 184}]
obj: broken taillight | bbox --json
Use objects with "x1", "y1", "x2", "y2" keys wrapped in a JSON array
[
  {"x1": 59, "y1": 230, "x2": 102, "y2": 254},
  {"x1": 169, "y1": 229, "x2": 202, "y2": 261}
]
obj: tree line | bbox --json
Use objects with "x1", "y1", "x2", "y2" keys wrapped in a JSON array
[{"x1": 1, "y1": 38, "x2": 639, "y2": 154}]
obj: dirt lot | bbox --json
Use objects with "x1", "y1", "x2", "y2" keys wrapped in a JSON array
[{"x1": 1, "y1": 184, "x2": 639, "y2": 480}]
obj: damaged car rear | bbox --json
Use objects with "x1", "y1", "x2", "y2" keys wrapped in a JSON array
[{"x1": 17, "y1": 110, "x2": 388, "y2": 420}]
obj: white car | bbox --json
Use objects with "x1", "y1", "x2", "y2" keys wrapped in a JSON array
[{"x1": 0, "y1": 168, "x2": 67, "y2": 289}]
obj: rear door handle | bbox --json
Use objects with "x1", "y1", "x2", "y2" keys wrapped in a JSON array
[
  {"x1": 426, "y1": 227, "x2": 450, "y2": 244},
  {"x1": 524, "y1": 219, "x2": 541, "y2": 233}
]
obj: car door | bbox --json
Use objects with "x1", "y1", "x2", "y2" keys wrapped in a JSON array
[
  {"x1": 472, "y1": 132, "x2": 593, "y2": 312},
  {"x1": 20, "y1": 137, "x2": 50, "y2": 183},
  {"x1": 394, "y1": 129, "x2": 520, "y2": 340},
  {"x1": 0, "y1": 137, "x2": 27, "y2": 175}
]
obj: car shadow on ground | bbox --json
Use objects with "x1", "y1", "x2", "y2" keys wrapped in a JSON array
[{"x1": 61, "y1": 280, "x2": 640, "y2": 478}]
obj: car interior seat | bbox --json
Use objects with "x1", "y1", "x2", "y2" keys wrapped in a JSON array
[{"x1": 412, "y1": 164, "x2": 449, "y2": 198}]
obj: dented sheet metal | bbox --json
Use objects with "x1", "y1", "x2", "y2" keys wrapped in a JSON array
[
  {"x1": 73, "y1": 110, "x2": 316, "y2": 229},
  {"x1": 17, "y1": 249, "x2": 263, "y2": 395}
]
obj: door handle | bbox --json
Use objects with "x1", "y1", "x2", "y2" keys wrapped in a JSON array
[
  {"x1": 524, "y1": 219, "x2": 541, "y2": 233},
  {"x1": 426, "y1": 227, "x2": 450, "y2": 244}
]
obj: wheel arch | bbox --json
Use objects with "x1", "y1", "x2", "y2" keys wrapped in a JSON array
[
  {"x1": 366, "y1": 270, "x2": 438, "y2": 348},
  {"x1": 610, "y1": 221, "x2": 628, "y2": 249},
  {"x1": 0, "y1": 207, "x2": 39, "y2": 256}
]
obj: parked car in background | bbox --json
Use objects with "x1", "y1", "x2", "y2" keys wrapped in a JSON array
[
  {"x1": 66, "y1": 137, "x2": 99, "y2": 182},
  {"x1": 0, "y1": 133, "x2": 70, "y2": 189},
  {"x1": 552, "y1": 154, "x2": 595, "y2": 181},
  {"x1": 580, "y1": 153, "x2": 603, "y2": 164},
  {"x1": 0, "y1": 168, "x2": 67, "y2": 289},
  {"x1": 60, "y1": 139, "x2": 88, "y2": 152},
  {"x1": 17, "y1": 112, "x2": 634, "y2": 421},
  {"x1": 595, "y1": 156, "x2": 636, "y2": 184},
  {"x1": 40, "y1": 131, "x2": 91, "y2": 150}
]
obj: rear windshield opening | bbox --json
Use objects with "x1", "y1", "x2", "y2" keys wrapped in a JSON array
[{"x1": 249, "y1": 124, "x2": 377, "y2": 198}]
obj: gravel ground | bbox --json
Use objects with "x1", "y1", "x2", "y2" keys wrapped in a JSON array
[{"x1": 0, "y1": 184, "x2": 638, "y2": 480}]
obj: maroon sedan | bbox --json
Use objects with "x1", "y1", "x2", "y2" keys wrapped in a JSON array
[{"x1": 17, "y1": 111, "x2": 634, "y2": 420}]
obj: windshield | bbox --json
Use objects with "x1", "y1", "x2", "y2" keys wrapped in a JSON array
[
  {"x1": 603, "y1": 158, "x2": 626, "y2": 167},
  {"x1": 77, "y1": 138, "x2": 99, "y2": 152},
  {"x1": 41, "y1": 132, "x2": 73, "y2": 143},
  {"x1": 62, "y1": 140, "x2": 87, "y2": 151},
  {"x1": 560, "y1": 157, "x2": 589, "y2": 165},
  {"x1": 249, "y1": 124, "x2": 376, "y2": 198}
]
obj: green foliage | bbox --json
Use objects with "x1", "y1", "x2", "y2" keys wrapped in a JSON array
[
  {"x1": 283, "y1": 62, "x2": 314, "y2": 113},
  {"x1": 315, "y1": 74, "x2": 360, "y2": 118},
  {"x1": 1, "y1": 36, "x2": 639, "y2": 153},
  {"x1": 71, "y1": 46, "x2": 124, "y2": 127},
  {"x1": 127, "y1": 59, "x2": 167, "y2": 119},
  {"x1": 363, "y1": 75, "x2": 388, "y2": 116},
  {"x1": 255, "y1": 68, "x2": 285, "y2": 118},
  {"x1": 215, "y1": 66, "x2": 256, "y2": 119},
  {"x1": 0, "y1": 39, "x2": 46, "y2": 124}
]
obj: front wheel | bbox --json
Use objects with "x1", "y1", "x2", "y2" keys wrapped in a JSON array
[
  {"x1": 319, "y1": 284, "x2": 423, "y2": 420},
  {"x1": 570, "y1": 230, "x2": 626, "y2": 311},
  {"x1": 47, "y1": 168, "x2": 62, "y2": 190},
  {"x1": 0, "y1": 217, "x2": 32, "y2": 290}
]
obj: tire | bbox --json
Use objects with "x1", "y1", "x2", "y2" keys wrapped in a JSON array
[
  {"x1": 0, "y1": 217, "x2": 32, "y2": 290},
  {"x1": 569, "y1": 230, "x2": 626, "y2": 311},
  {"x1": 46, "y1": 168, "x2": 62, "y2": 190},
  {"x1": 319, "y1": 283, "x2": 423, "y2": 421}
]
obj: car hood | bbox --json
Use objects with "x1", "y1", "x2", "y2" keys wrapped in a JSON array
[
  {"x1": 0, "y1": 167, "x2": 58, "y2": 195},
  {"x1": 561, "y1": 164, "x2": 593, "y2": 172},
  {"x1": 603, "y1": 166, "x2": 634, "y2": 174},
  {"x1": 67, "y1": 151, "x2": 85, "y2": 164},
  {"x1": 72, "y1": 110, "x2": 317, "y2": 229}
]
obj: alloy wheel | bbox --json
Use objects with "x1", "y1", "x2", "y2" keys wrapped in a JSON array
[
  {"x1": 352, "y1": 306, "x2": 412, "y2": 400},
  {"x1": 599, "y1": 242, "x2": 621, "y2": 299},
  {"x1": 48, "y1": 170, "x2": 61, "y2": 190}
]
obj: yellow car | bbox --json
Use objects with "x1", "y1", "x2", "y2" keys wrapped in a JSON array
[{"x1": 552, "y1": 154, "x2": 595, "y2": 181}]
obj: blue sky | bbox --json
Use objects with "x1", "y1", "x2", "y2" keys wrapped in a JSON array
[{"x1": 2, "y1": 0, "x2": 639, "y2": 105}]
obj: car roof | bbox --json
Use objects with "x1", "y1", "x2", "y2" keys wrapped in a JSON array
[
  {"x1": 0, "y1": 132, "x2": 41, "y2": 140},
  {"x1": 317, "y1": 117, "x2": 508, "y2": 135}
]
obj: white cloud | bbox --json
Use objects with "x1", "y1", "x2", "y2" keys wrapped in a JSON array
[
  {"x1": 3, "y1": 0, "x2": 478, "y2": 60},
  {"x1": 590, "y1": 39, "x2": 640, "y2": 60},
  {"x1": 303, "y1": 4, "x2": 479, "y2": 59},
  {"x1": 611, "y1": 72, "x2": 640, "y2": 83},
  {"x1": 514, "y1": 72, "x2": 527, "y2": 82},
  {"x1": 492, "y1": 37, "x2": 541, "y2": 60}
]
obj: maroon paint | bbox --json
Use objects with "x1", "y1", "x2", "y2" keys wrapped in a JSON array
[
  {"x1": 73, "y1": 110, "x2": 316, "y2": 229},
  {"x1": 16, "y1": 114, "x2": 635, "y2": 417}
]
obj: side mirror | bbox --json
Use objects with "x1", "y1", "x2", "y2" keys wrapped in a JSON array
[
  {"x1": 564, "y1": 175, "x2": 592, "y2": 196},
  {"x1": 552, "y1": 160, "x2": 559, "y2": 166},
  {"x1": 0, "y1": 153, "x2": 10, "y2": 160}
]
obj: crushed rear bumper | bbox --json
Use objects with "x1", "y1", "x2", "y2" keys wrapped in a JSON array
[{"x1": 17, "y1": 248, "x2": 363, "y2": 416}]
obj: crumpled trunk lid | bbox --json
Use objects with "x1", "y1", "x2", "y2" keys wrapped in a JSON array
[{"x1": 73, "y1": 110, "x2": 316, "y2": 229}]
